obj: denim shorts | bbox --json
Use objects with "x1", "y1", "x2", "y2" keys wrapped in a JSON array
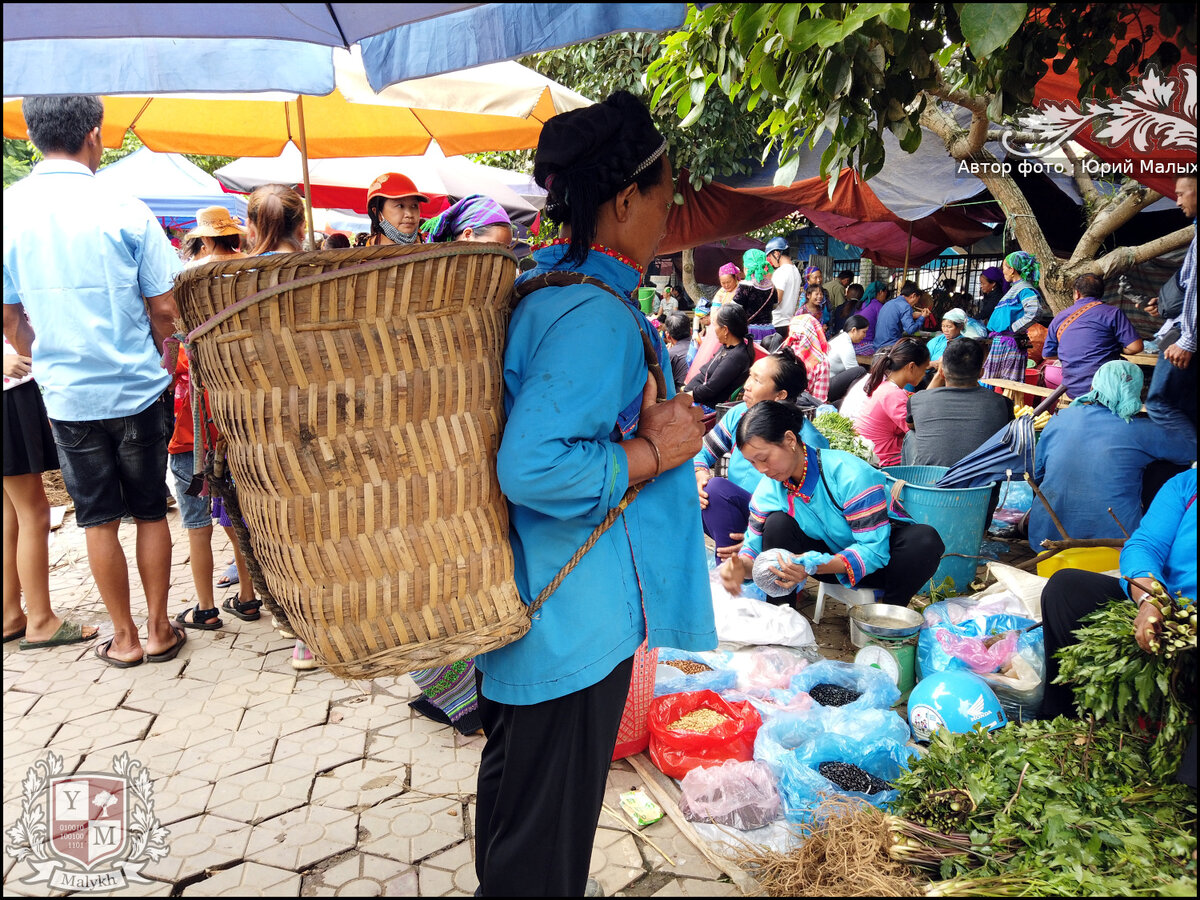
[
  {"x1": 50, "y1": 399, "x2": 169, "y2": 528},
  {"x1": 169, "y1": 451, "x2": 213, "y2": 530}
]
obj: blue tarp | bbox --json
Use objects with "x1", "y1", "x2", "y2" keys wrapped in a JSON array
[{"x1": 94, "y1": 147, "x2": 248, "y2": 228}]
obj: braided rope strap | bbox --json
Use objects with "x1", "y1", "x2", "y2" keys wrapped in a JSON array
[{"x1": 513, "y1": 271, "x2": 667, "y2": 620}]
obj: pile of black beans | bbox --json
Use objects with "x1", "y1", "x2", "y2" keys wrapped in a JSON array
[
  {"x1": 808, "y1": 683, "x2": 862, "y2": 707},
  {"x1": 818, "y1": 761, "x2": 891, "y2": 794}
]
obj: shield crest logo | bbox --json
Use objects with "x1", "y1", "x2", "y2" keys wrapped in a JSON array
[{"x1": 48, "y1": 775, "x2": 128, "y2": 869}]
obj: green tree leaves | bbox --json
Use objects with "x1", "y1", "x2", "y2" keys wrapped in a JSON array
[{"x1": 956, "y1": 3, "x2": 1028, "y2": 59}]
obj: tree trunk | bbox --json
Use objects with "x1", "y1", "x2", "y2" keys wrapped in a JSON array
[
  {"x1": 681, "y1": 247, "x2": 704, "y2": 304},
  {"x1": 919, "y1": 98, "x2": 1191, "y2": 314}
]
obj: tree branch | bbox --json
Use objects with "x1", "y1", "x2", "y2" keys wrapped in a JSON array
[
  {"x1": 1072, "y1": 226, "x2": 1193, "y2": 279},
  {"x1": 1062, "y1": 144, "x2": 1100, "y2": 210},
  {"x1": 1071, "y1": 183, "x2": 1162, "y2": 263},
  {"x1": 920, "y1": 98, "x2": 1057, "y2": 279}
]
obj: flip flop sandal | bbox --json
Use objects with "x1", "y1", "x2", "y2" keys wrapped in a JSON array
[
  {"x1": 3, "y1": 627, "x2": 26, "y2": 643},
  {"x1": 216, "y1": 562, "x2": 240, "y2": 587},
  {"x1": 95, "y1": 638, "x2": 144, "y2": 668},
  {"x1": 146, "y1": 625, "x2": 188, "y2": 663},
  {"x1": 19, "y1": 620, "x2": 99, "y2": 650},
  {"x1": 175, "y1": 605, "x2": 223, "y2": 631},
  {"x1": 222, "y1": 596, "x2": 262, "y2": 622}
]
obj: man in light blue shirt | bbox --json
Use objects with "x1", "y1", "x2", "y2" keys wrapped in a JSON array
[
  {"x1": 874, "y1": 281, "x2": 930, "y2": 348},
  {"x1": 3, "y1": 95, "x2": 184, "y2": 668}
]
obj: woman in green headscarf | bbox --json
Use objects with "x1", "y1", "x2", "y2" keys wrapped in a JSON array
[
  {"x1": 983, "y1": 251, "x2": 1045, "y2": 380},
  {"x1": 730, "y1": 248, "x2": 777, "y2": 326},
  {"x1": 1029, "y1": 360, "x2": 1193, "y2": 550}
]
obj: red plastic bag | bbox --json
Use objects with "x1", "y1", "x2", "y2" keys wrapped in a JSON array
[{"x1": 647, "y1": 690, "x2": 763, "y2": 780}]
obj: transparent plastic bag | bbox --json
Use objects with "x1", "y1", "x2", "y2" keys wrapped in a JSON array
[
  {"x1": 787, "y1": 659, "x2": 900, "y2": 712},
  {"x1": 754, "y1": 706, "x2": 912, "y2": 774},
  {"x1": 773, "y1": 732, "x2": 918, "y2": 824},
  {"x1": 655, "y1": 648, "x2": 738, "y2": 697},
  {"x1": 678, "y1": 759, "x2": 782, "y2": 831},
  {"x1": 918, "y1": 601, "x2": 1035, "y2": 678},
  {"x1": 934, "y1": 629, "x2": 1019, "y2": 674},
  {"x1": 742, "y1": 645, "x2": 813, "y2": 691}
]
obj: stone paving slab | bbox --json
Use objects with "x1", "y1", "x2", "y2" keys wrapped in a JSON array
[{"x1": 0, "y1": 505, "x2": 893, "y2": 896}]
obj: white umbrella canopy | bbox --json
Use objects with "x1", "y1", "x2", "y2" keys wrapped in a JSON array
[
  {"x1": 339, "y1": 54, "x2": 594, "y2": 120},
  {"x1": 215, "y1": 142, "x2": 541, "y2": 224}
]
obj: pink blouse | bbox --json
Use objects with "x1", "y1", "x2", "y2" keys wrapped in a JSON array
[{"x1": 851, "y1": 380, "x2": 910, "y2": 467}]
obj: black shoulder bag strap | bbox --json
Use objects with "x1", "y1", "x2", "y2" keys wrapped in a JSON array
[{"x1": 511, "y1": 272, "x2": 667, "y2": 618}]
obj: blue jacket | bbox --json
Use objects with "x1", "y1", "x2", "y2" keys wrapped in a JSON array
[
  {"x1": 694, "y1": 401, "x2": 829, "y2": 494},
  {"x1": 739, "y1": 444, "x2": 913, "y2": 587},
  {"x1": 1031, "y1": 405, "x2": 1195, "y2": 550},
  {"x1": 1120, "y1": 468, "x2": 1196, "y2": 603},
  {"x1": 874, "y1": 295, "x2": 921, "y2": 347},
  {"x1": 478, "y1": 245, "x2": 717, "y2": 705}
]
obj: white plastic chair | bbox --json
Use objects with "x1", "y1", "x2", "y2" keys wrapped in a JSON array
[{"x1": 812, "y1": 581, "x2": 877, "y2": 624}]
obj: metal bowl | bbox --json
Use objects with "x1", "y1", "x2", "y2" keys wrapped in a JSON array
[{"x1": 849, "y1": 603, "x2": 924, "y2": 639}]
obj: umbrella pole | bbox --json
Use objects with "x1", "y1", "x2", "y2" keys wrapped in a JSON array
[
  {"x1": 295, "y1": 96, "x2": 316, "y2": 249},
  {"x1": 1024, "y1": 472, "x2": 1070, "y2": 540}
]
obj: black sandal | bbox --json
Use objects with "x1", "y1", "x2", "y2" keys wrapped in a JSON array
[
  {"x1": 222, "y1": 596, "x2": 262, "y2": 622},
  {"x1": 175, "y1": 605, "x2": 222, "y2": 630}
]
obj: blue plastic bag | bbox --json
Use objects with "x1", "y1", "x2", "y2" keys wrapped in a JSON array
[
  {"x1": 917, "y1": 601, "x2": 1036, "y2": 677},
  {"x1": 787, "y1": 659, "x2": 900, "y2": 712},
  {"x1": 655, "y1": 649, "x2": 738, "y2": 697},
  {"x1": 754, "y1": 706, "x2": 912, "y2": 774},
  {"x1": 772, "y1": 732, "x2": 919, "y2": 824},
  {"x1": 917, "y1": 601, "x2": 1045, "y2": 720}
]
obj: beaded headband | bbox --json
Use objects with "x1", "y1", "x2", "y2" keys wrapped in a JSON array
[{"x1": 629, "y1": 138, "x2": 668, "y2": 181}]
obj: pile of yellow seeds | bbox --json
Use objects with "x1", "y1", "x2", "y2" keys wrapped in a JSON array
[{"x1": 669, "y1": 708, "x2": 729, "y2": 732}]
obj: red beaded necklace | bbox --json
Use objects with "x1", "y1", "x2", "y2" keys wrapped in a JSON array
[{"x1": 540, "y1": 238, "x2": 645, "y2": 276}]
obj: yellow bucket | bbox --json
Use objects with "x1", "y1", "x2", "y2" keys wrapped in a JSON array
[{"x1": 1037, "y1": 546, "x2": 1122, "y2": 578}]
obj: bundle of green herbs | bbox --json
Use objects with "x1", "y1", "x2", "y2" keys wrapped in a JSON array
[
  {"x1": 888, "y1": 719, "x2": 1196, "y2": 895},
  {"x1": 1055, "y1": 585, "x2": 1196, "y2": 773},
  {"x1": 811, "y1": 411, "x2": 873, "y2": 462}
]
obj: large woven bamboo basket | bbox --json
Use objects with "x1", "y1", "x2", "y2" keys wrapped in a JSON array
[{"x1": 175, "y1": 243, "x2": 528, "y2": 679}]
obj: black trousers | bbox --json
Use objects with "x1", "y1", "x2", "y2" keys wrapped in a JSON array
[
  {"x1": 1039, "y1": 568, "x2": 1196, "y2": 788},
  {"x1": 1039, "y1": 568, "x2": 1126, "y2": 720},
  {"x1": 474, "y1": 656, "x2": 634, "y2": 896},
  {"x1": 760, "y1": 510, "x2": 944, "y2": 606},
  {"x1": 828, "y1": 365, "x2": 867, "y2": 406}
]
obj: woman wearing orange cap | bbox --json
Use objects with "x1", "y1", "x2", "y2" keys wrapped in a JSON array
[{"x1": 365, "y1": 172, "x2": 430, "y2": 246}]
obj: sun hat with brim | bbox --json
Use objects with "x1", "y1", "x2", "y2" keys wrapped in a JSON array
[
  {"x1": 186, "y1": 206, "x2": 246, "y2": 239},
  {"x1": 367, "y1": 172, "x2": 430, "y2": 204}
]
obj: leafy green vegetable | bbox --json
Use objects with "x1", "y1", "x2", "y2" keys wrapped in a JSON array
[
  {"x1": 1055, "y1": 599, "x2": 1194, "y2": 773},
  {"x1": 811, "y1": 411, "x2": 873, "y2": 462},
  {"x1": 892, "y1": 718, "x2": 1197, "y2": 896}
]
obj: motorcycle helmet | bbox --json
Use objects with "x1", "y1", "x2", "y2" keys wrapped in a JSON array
[
  {"x1": 907, "y1": 671, "x2": 1007, "y2": 741},
  {"x1": 764, "y1": 236, "x2": 789, "y2": 255}
]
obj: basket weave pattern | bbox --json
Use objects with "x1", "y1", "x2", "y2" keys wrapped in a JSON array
[{"x1": 176, "y1": 244, "x2": 529, "y2": 678}]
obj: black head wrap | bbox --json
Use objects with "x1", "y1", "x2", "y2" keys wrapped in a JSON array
[{"x1": 532, "y1": 90, "x2": 668, "y2": 266}]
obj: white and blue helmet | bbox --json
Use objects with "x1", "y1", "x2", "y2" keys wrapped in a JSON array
[{"x1": 907, "y1": 671, "x2": 1007, "y2": 741}]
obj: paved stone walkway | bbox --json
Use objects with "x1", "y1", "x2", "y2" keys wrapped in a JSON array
[{"x1": 3, "y1": 507, "x2": 763, "y2": 897}]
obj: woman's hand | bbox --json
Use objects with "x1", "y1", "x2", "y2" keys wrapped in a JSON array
[
  {"x1": 637, "y1": 381, "x2": 704, "y2": 472},
  {"x1": 695, "y1": 467, "x2": 711, "y2": 508},
  {"x1": 3, "y1": 354, "x2": 32, "y2": 380},
  {"x1": 716, "y1": 533, "x2": 744, "y2": 560},
  {"x1": 1134, "y1": 598, "x2": 1164, "y2": 653},
  {"x1": 768, "y1": 557, "x2": 809, "y2": 592},
  {"x1": 719, "y1": 554, "x2": 750, "y2": 594}
]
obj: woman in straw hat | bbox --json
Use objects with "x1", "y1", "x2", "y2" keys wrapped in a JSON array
[
  {"x1": 364, "y1": 172, "x2": 430, "y2": 246},
  {"x1": 472, "y1": 90, "x2": 715, "y2": 896},
  {"x1": 182, "y1": 206, "x2": 246, "y2": 269}
]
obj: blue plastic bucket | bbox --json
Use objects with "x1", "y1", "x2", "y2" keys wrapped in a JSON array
[{"x1": 883, "y1": 465, "x2": 993, "y2": 594}]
